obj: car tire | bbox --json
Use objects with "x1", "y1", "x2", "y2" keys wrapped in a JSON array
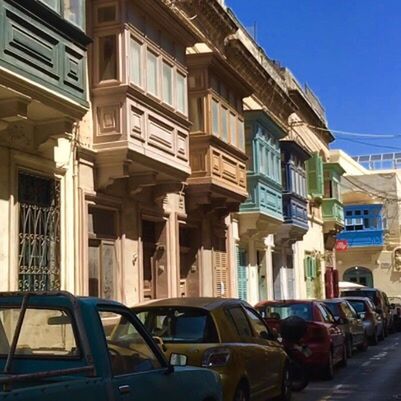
[
  {"x1": 233, "y1": 382, "x2": 249, "y2": 401},
  {"x1": 322, "y1": 351, "x2": 335, "y2": 380},
  {"x1": 346, "y1": 337, "x2": 353, "y2": 358},
  {"x1": 379, "y1": 327, "x2": 385, "y2": 341},
  {"x1": 339, "y1": 344, "x2": 347, "y2": 368},
  {"x1": 289, "y1": 359, "x2": 309, "y2": 392},
  {"x1": 370, "y1": 330, "x2": 379, "y2": 345},
  {"x1": 357, "y1": 335, "x2": 369, "y2": 352},
  {"x1": 274, "y1": 365, "x2": 292, "y2": 401}
]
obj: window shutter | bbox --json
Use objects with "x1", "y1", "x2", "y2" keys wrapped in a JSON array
[
  {"x1": 304, "y1": 257, "x2": 309, "y2": 280},
  {"x1": 311, "y1": 257, "x2": 317, "y2": 279},
  {"x1": 306, "y1": 153, "x2": 324, "y2": 199},
  {"x1": 214, "y1": 250, "x2": 228, "y2": 298},
  {"x1": 237, "y1": 248, "x2": 247, "y2": 301}
]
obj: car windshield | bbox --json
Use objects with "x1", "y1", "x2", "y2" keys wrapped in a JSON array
[
  {"x1": 135, "y1": 307, "x2": 219, "y2": 344},
  {"x1": 347, "y1": 300, "x2": 366, "y2": 313},
  {"x1": 343, "y1": 290, "x2": 377, "y2": 304},
  {"x1": 324, "y1": 303, "x2": 339, "y2": 317},
  {"x1": 263, "y1": 303, "x2": 313, "y2": 321}
]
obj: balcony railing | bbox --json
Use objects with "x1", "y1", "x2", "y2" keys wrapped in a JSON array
[
  {"x1": 283, "y1": 193, "x2": 308, "y2": 230},
  {"x1": 322, "y1": 198, "x2": 344, "y2": 227},
  {"x1": 337, "y1": 230, "x2": 384, "y2": 247}
]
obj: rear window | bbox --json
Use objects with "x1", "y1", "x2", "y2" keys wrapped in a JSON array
[
  {"x1": 135, "y1": 307, "x2": 219, "y2": 344},
  {"x1": 0, "y1": 308, "x2": 79, "y2": 358},
  {"x1": 347, "y1": 300, "x2": 367, "y2": 313},
  {"x1": 260, "y1": 303, "x2": 313, "y2": 321},
  {"x1": 342, "y1": 290, "x2": 377, "y2": 304},
  {"x1": 324, "y1": 303, "x2": 339, "y2": 317}
]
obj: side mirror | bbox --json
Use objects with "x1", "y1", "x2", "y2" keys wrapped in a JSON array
[
  {"x1": 169, "y1": 353, "x2": 188, "y2": 367},
  {"x1": 260, "y1": 331, "x2": 271, "y2": 340},
  {"x1": 359, "y1": 312, "x2": 366, "y2": 320}
]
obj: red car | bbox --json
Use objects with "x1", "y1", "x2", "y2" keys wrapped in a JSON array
[{"x1": 255, "y1": 300, "x2": 347, "y2": 379}]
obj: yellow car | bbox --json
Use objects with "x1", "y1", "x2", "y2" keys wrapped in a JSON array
[{"x1": 132, "y1": 298, "x2": 291, "y2": 401}]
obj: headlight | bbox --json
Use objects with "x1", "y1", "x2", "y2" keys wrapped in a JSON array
[{"x1": 202, "y1": 347, "x2": 231, "y2": 368}]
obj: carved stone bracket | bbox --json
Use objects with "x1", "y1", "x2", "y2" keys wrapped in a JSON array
[{"x1": 96, "y1": 149, "x2": 132, "y2": 190}]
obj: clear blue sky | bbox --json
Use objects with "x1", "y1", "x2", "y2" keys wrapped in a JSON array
[{"x1": 226, "y1": 0, "x2": 401, "y2": 156}]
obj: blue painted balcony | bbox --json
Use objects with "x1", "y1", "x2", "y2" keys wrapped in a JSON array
[
  {"x1": 278, "y1": 140, "x2": 310, "y2": 241},
  {"x1": 337, "y1": 230, "x2": 384, "y2": 247},
  {"x1": 337, "y1": 204, "x2": 385, "y2": 248}
]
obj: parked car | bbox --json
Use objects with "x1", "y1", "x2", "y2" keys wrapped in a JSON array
[
  {"x1": 388, "y1": 296, "x2": 401, "y2": 332},
  {"x1": 255, "y1": 300, "x2": 347, "y2": 380},
  {"x1": 0, "y1": 292, "x2": 223, "y2": 401},
  {"x1": 133, "y1": 298, "x2": 291, "y2": 401},
  {"x1": 340, "y1": 287, "x2": 393, "y2": 335},
  {"x1": 343, "y1": 296, "x2": 384, "y2": 344},
  {"x1": 323, "y1": 298, "x2": 368, "y2": 356}
]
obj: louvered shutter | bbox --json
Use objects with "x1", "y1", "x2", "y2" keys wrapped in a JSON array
[
  {"x1": 306, "y1": 153, "x2": 324, "y2": 199},
  {"x1": 214, "y1": 250, "x2": 228, "y2": 298},
  {"x1": 311, "y1": 257, "x2": 317, "y2": 279},
  {"x1": 237, "y1": 248, "x2": 247, "y2": 301}
]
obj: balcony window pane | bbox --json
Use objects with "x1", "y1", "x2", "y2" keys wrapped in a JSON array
[
  {"x1": 189, "y1": 97, "x2": 204, "y2": 132},
  {"x1": 63, "y1": 0, "x2": 85, "y2": 29},
  {"x1": 147, "y1": 51, "x2": 158, "y2": 96},
  {"x1": 162, "y1": 62, "x2": 173, "y2": 105},
  {"x1": 238, "y1": 120, "x2": 245, "y2": 150},
  {"x1": 40, "y1": 0, "x2": 60, "y2": 12},
  {"x1": 99, "y1": 35, "x2": 117, "y2": 81},
  {"x1": 177, "y1": 72, "x2": 186, "y2": 114},
  {"x1": 230, "y1": 113, "x2": 236, "y2": 145},
  {"x1": 221, "y1": 107, "x2": 228, "y2": 142},
  {"x1": 130, "y1": 39, "x2": 141, "y2": 87},
  {"x1": 212, "y1": 99, "x2": 219, "y2": 136}
]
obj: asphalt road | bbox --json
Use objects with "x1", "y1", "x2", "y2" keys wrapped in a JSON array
[{"x1": 294, "y1": 332, "x2": 401, "y2": 401}]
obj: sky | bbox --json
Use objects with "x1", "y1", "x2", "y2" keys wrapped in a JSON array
[{"x1": 225, "y1": 0, "x2": 401, "y2": 156}]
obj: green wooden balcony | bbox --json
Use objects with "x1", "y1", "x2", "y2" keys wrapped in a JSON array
[
  {"x1": 0, "y1": 0, "x2": 90, "y2": 108},
  {"x1": 322, "y1": 198, "x2": 344, "y2": 232}
]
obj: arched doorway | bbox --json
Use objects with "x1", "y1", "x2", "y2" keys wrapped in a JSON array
[{"x1": 343, "y1": 267, "x2": 373, "y2": 287}]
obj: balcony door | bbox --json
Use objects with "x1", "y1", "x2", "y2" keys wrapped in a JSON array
[{"x1": 142, "y1": 220, "x2": 168, "y2": 300}]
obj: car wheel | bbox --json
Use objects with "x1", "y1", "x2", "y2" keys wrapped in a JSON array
[
  {"x1": 346, "y1": 337, "x2": 353, "y2": 358},
  {"x1": 357, "y1": 334, "x2": 369, "y2": 352},
  {"x1": 289, "y1": 359, "x2": 309, "y2": 392},
  {"x1": 274, "y1": 365, "x2": 292, "y2": 401},
  {"x1": 339, "y1": 344, "x2": 347, "y2": 368},
  {"x1": 370, "y1": 330, "x2": 379, "y2": 345},
  {"x1": 322, "y1": 351, "x2": 335, "y2": 380},
  {"x1": 233, "y1": 383, "x2": 249, "y2": 401},
  {"x1": 379, "y1": 327, "x2": 385, "y2": 341}
]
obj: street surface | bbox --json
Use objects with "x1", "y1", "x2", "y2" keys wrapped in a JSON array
[{"x1": 294, "y1": 332, "x2": 401, "y2": 401}]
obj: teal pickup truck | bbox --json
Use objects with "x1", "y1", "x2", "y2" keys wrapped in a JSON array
[{"x1": 0, "y1": 292, "x2": 222, "y2": 401}]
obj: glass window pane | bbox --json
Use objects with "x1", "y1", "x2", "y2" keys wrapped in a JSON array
[
  {"x1": 130, "y1": 38, "x2": 141, "y2": 86},
  {"x1": 147, "y1": 51, "x2": 158, "y2": 96},
  {"x1": 40, "y1": 0, "x2": 60, "y2": 12},
  {"x1": 102, "y1": 243, "x2": 115, "y2": 300},
  {"x1": 0, "y1": 308, "x2": 79, "y2": 357},
  {"x1": 230, "y1": 113, "x2": 236, "y2": 145},
  {"x1": 177, "y1": 72, "x2": 186, "y2": 114},
  {"x1": 99, "y1": 311, "x2": 161, "y2": 375},
  {"x1": 189, "y1": 96, "x2": 204, "y2": 131},
  {"x1": 228, "y1": 307, "x2": 252, "y2": 337},
  {"x1": 221, "y1": 107, "x2": 228, "y2": 142},
  {"x1": 99, "y1": 35, "x2": 117, "y2": 81},
  {"x1": 212, "y1": 98, "x2": 219, "y2": 136},
  {"x1": 63, "y1": 0, "x2": 85, "y2": 29},
  {"x1": 238, "y1": 120, "x2": 245, "y2": 150},
  {"x1": 162, "y1": 62, "x2": 173, "y2": 105}
]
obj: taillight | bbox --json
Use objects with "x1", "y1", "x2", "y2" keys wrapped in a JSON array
[{"x1": 202, "y1": 347, "x2": 231, "y2": 368}]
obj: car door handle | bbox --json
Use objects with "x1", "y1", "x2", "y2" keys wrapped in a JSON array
[{"x1": 119, "y1": 385, "x2": 131, "y2": 394}]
